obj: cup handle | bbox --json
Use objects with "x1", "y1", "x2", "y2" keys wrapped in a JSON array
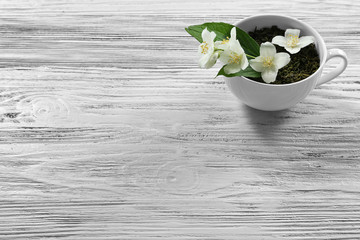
[{"x1": 316, "y1": 48, "x2": 348, "y2": 87}]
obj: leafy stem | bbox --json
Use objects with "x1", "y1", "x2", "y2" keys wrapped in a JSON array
[{"x1": 246, "y1": 54, "x2": 256, "y2": 59}]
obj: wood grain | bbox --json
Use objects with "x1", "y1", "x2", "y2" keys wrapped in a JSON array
[{"x1": 0, "y1": 0, "x2": 359, "y2": 239}]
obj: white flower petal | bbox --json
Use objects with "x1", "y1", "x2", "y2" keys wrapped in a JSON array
[
  {"x1": 230, "y1": 27, "x2": 237, "y2": 39},
  {"x1": 216, "y1": 40, "x2": 229, "y2": 50},
  {"x1": 199, "y1": 52, "x2": 211, "y2": 68},
  {"x1": 285, "y1": 29, "x2": 300, "y2": 39},
  {"x1": 241, "y1": 55, "x2": 249, "y2": 70},
  {"x1": 210, "y1": 31, "x2": 216, "y2": 41},
  {"x1": 274, "y1": 52, "x2": 290, "y2": 69},
  {"x1": 198, "y1": 43, "x2": 205, "y2": 55},
  {"x1": 201, "y1": 28, "x2": 210, "y2": 42},
  {"x1": 249, "y1": 57, "x2": 265, "y2": 72},
  {"x1": 204, "y1": 52, "x2": 219, "y2": 69},
  {"x1": 261, "y1": 69, "x2": 278, "y2": 83},
  {"x1": 199, "y1": 51, "x2": 218, "y2": 69},
  {"x1": 201, "y1": 28, "x2": 216, "y2": 47},
  {"x1": 228, "y1": 27, "x2": 246, "y2": 54},
  {"x1": 272, "y1": 36, "x2": 287, "y2": 47},
  {"x1": 285, "y1": 46, "x2": 301, "y2": 54},
  {"x1": 229, "y1": 38, "x2": 244, "y2": 54},
  {"x1": 218, "y1": 49, "x2": 232, "y2": 64},
  {"x1": 298, "y1": 36, "x2": 315, "y2": 48},
  {"x1": 224, "y1": 64, "x2": 242, "y2": 74},
  {"x1": 260, "y1": 42, "x2": 276, "y2": 57},
  {"x1": 198, "y1": 41, "x2": 214, "y2": 56}
]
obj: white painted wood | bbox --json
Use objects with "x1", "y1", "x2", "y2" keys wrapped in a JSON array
[{"x1": 0, "y1": 0, "x2": 359, "y2": 239}]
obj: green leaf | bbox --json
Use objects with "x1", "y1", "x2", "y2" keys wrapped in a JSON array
[
  {"x1": 185, "y1": 22, "x2": 260, "y2": 56},
  {"x1": 216, "y1": 65, "x2": 261, "y2": 78}
]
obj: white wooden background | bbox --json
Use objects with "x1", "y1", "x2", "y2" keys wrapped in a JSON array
[{"x1": 0, "y1": 0, "x2": 359, "y2": 239}]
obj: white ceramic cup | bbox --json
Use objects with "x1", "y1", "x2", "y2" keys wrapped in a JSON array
[{"x1": 224, "y1": 14, "x2": 348, "y2": 111}]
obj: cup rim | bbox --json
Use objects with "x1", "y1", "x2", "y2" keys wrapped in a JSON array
[{"x1": 233, "y1": 14, "x2": 327, "y2": 87}]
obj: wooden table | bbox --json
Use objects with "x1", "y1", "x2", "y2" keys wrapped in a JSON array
[{"x1": 0, "y1": 1, "x2": 359, "y2": 239}]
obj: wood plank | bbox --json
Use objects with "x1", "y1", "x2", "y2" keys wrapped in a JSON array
[{"x1": 0, "y1": 0, "x2": 359, "y2": 239}]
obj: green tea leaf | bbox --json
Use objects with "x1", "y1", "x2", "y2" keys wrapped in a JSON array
[
  {"x1": 185, "y1": 22, "x2": 260, "y2": 56},
  {"x1": 216, "y1": 65, "x2": 261, "y2": 78}
]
